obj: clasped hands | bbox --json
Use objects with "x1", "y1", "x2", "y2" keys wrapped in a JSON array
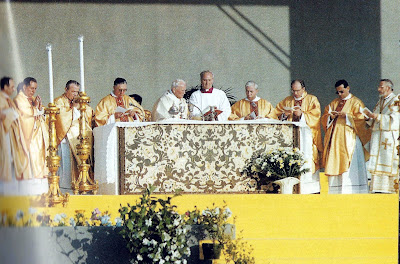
[{"x1": 33, "y1": 95, "x2": 43, "y2": 110}]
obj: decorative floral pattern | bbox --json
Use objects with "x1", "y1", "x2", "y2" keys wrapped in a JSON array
[{"x1": 120, "y1": 123, "x2": 299, "y2": 194}]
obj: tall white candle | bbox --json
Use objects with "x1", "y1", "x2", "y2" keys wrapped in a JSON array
[
  {"x1": 78, "y1": 35, "x2": 85, "y2": 93},
  {"x1": 46, "y1": 43, "x2": 54, "y2": 104}
]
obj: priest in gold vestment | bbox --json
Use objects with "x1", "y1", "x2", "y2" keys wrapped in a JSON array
[
  {"x1": 229, "y1": 81, "x2": 273, "y2": 120},
  {"x1": 13, "y1": 77, "x2": 49, "y2": 194},
  {"x1": 95, "y1": 78, "x2": 144, "y2": 126},
  {"x1": 54, "y1": 80, "x2": 94, "y2": 192},
  {"x1": 0, "y1": 77, "x2": 30, "y2": 194},
  {"x1": 364, "y1": 79, "x2": 399, "y2": 193},
  {"x1": 321, "y1": 80, "x2": 371, "y2": 194},
  {"x1": 272, "y1": 80, "x2": 323, "y2": 194}
]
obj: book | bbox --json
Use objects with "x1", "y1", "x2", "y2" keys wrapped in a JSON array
[
  {"x1": 283, "y1": 105, "x2": 301, "y2": 111},
  {"x1": 360, "y1": 106, "x2": 372, "y2": 118}
]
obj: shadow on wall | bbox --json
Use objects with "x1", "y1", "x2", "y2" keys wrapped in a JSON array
[{"x1": 12, "y1": 0, "x2": 380, "y2": 109}]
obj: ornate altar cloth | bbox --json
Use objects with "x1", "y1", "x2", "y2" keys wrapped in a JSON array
[{"x1": 93, "y1": 119, "x2": 314, "y2": 194}]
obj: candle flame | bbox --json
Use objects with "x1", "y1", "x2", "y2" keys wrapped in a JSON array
[
  {"x1": 78, "y1": 35, "x2": 84, "y2": 42},
  {"x1": 46, "y1": 43, "x2": 52, "y2": 51}
]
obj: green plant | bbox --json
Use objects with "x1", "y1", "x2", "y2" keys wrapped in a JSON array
[
  {"x1": 223, "y1": 230, "x2": 255, "y2": 264},
  {"x1": 185, "y1": 202, "x2": 233, "y2": 248},
  {"x1": 243, "y1": 147, "x2": 310, "y2": 188},
  {"x1": 119, "y1": 185, "x2": 190, "y2": 264},
  {"x1": 69, "y1": 210, "x2": 87, "y2": 227}
]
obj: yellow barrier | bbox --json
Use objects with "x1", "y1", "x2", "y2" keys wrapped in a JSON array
[{"x1": 0, "y1": 191, "x2": 398, "y2": 264}]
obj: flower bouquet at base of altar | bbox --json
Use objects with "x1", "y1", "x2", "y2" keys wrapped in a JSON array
[{"x1": 242, "y1": 147, "x2": 310, "y2": 192}]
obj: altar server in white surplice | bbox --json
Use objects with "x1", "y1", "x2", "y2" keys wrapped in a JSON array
[
  {"x1": 189, "y1": 70, "x2": 231, "y2": 121},
  {"x1": 364, "y1": 79, "x2": 399, "y2": 193},
  {"x1": 152, "y1": 79, "x2": 189, "y2": 121}
]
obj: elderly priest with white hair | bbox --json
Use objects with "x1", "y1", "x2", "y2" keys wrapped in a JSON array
[
  {"x1": 152, "y1": 79, "x2": 189, "y2": 121},
  {"x1": 229, "y1": 81, "x2": 274, "y2": 120}
]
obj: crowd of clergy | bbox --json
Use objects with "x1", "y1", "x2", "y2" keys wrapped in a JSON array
[{"x1": 1, "y1": 70, "x2": 399, "y2": 195}]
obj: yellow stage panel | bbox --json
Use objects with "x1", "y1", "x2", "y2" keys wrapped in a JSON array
[{"x1": 0, "y1": 193, "x2": 398, "y2": 263}]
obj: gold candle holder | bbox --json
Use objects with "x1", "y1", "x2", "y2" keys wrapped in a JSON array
[
  {"x1": 43, "y1": 103, "x2": 69, "y2": 207},
  {"x1": 72, "y1": 92, "x2": 98, "y2": 194}
]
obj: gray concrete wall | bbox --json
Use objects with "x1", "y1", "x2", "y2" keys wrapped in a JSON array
[{"x1": 0, "y1": 1, "x2": 399, "y2": 111}]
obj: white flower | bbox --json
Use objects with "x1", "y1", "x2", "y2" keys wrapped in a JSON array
[
  {"x1": 145, "y1": 219, "x2": 152, "y2": 227},
  {"x1": 163, "y1": 232, "x2": 171, "y2": 241},
  {"x1": 171, "y1": 250, "x2": 180, "y2": 259},
  {"x1": 160, "y1": 242, "x2": 167, "y2": 248},
  {"x1": 28, "y1": 207, "x2": 37, "y2": 215},
  {"x1": 159, "y1": 259, "x2": 165, "y2": 264},
  {"x1": 173, "y1": 218, "x2": 180, "y2": 227},
  {"x1": 137, "y1": 254, "x2": 143, "y2": 261},
  {"x1": 182, "y1": 260, "x2": 187, "y2": 264},
  {"x1": 174, "y1": 260, "x2": 181, "y2": 264},
  {"x1": 224, "y1": 207, "x2": 232, "y2": 218},
  {"x1": 54, "y1": 214, "x2": 62, "y2": 223},
  {"x1": 143, "y1": 238, "x2": 150, "y2": 246},
  {"x1": 151, "y1": 239, "x2": 158, "y2": 246},
  {"x1": 184, "y1": 247, "x2": 191, "y2": 256}
]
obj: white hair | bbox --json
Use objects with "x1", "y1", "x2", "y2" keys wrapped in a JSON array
[
  {"x1": 171, "y1": 79, "x2": 186, "y2": 89},
  {"x1": 245, "y1": 81, "x2": 258, "y2": 90}
]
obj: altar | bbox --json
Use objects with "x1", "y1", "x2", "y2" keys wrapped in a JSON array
[{"x1": 93, "y1": 119, "x2": 316, "y2": 195}]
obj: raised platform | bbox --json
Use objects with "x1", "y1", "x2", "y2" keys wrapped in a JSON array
[{"x1": 0, "y1": 191, "x2": 398, "y2": 263}]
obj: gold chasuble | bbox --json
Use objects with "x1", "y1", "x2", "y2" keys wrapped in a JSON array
[
  {"x1": 229, "y1": 98, "x2": 274, "y2": 120},
  {"x1": 14, "y1": 91, "x2": 49, "y2": 178},
  {"x1": 54, "y1": 95, "x2": 94, "y2": 179},
  {"x1": 321, "y1": 95, "x2": 371, "y2": 176},
  {"x1": 0, "y1": 92, "x2": 30, "y2": 180},
  {"x1": 94, "y1": 94, "x2": 144, "y2": 127},
  {"x1": 272, "y1": 92, "x2": 323, "y2": 173}
]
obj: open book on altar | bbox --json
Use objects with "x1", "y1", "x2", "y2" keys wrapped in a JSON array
[
  {"x1": 360, "y1": 106, "x2": 372, "y2": 118},
  {"x1": 203, "y1": 108, "x2": 223, "y2": 121}
]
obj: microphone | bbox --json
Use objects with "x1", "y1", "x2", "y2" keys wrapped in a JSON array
[{"x1": 187, "y1": 101, "x2": 204, "y2": 121}]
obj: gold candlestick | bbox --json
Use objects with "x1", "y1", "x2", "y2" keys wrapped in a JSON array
[
  {"x1": 44, "y1": 103, "x2": 69, "y2": 207},
  {"x1": 72, "y1": 92, "x2": 98, "y2": 194}
]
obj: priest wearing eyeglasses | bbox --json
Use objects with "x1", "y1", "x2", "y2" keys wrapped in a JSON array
[
  {"x1": 272, "y1": 79, "x2": 323, "y2": 194},
  {"x1": 321, "y1": 79, "x2": 371, "y2": 194},
  {"x1": 229, "y1": 81, "x2": 273, "y2": 120},
  {"x1": 94, "y1": 78, "x2": 145, "y2": 126},
  {"x1": 188, "y1": 70, "x2": 231, "y2": 121}
]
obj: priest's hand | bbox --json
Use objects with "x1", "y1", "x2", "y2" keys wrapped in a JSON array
[
  {"x1": 125, "y1": 109, "x2": 138, "y2": 117},
  {"x1": 336, "y1": 111, "x2": 346, "y2": 117},
  {"x1": 283, "y1": 109, "x2": 292, "y2": 116},
  {"x1": 293, "y1": 108, "x2": 302, "y2": 117},
  {"x1": 365, "y1": 111, "x2": 377, "y2": 119},
  {"x1": 34, "y1": 95, "x2": 42, "y2": 110},
  {"x1": 0, "y1": 111, "x2": 5, "y2": 121},
  {"x1": 244, "y1": 114, "x2": 254, "y2": 120},
  {"x1": 114, "y1": 112, "x2": 124, "y2": 119}
]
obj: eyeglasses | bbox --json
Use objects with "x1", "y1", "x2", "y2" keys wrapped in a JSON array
[
  {"x1": 336, "y1": 91, "x2": 345, "y2": 94},
  {"x1": 291, "y1": 89, "x2": 303, "y2": 93}
]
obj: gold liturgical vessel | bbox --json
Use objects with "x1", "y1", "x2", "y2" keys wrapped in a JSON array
[
  {"x1": 72, "y1": 92, "x2": 98, "y2": 194},
  {"x1": 44, "y1": 103, "x2": 69, "y2": 207}
]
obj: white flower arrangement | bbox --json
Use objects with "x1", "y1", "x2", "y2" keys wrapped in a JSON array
[
  {"x1": 119, "y1": 185, "x2": 190, "y2": 264},
  {"x1": 243, "y1": 147, "x2": 310, "y2": 188}
]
